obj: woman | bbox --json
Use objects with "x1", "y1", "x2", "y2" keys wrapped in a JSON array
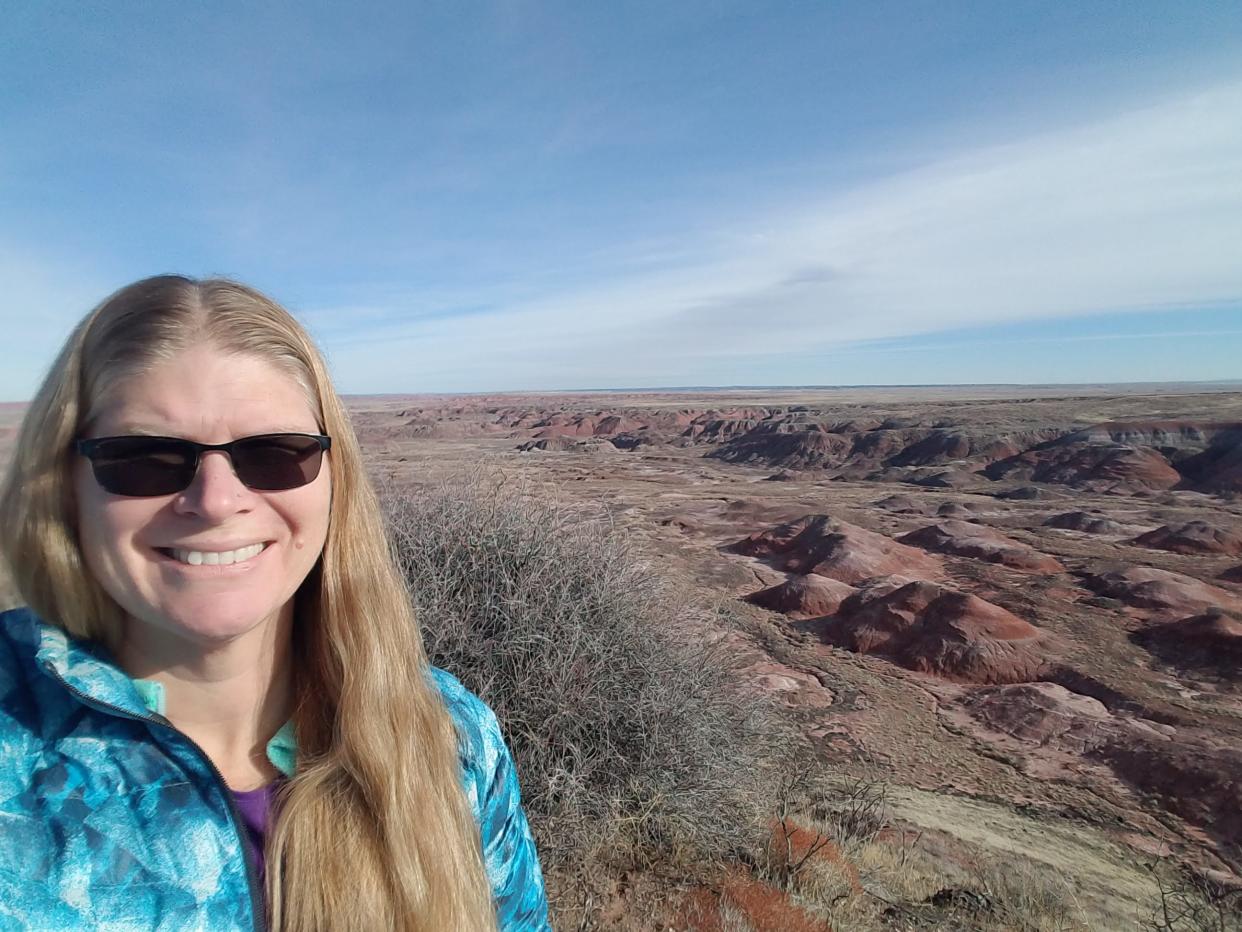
[{"x1": 0, "y1": 276, "x2": 550, "y2": 931}]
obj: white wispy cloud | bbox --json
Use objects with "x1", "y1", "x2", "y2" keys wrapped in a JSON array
[
  {"x1": 318, "y1": 77, "x2": 1242, "y2": 391},
  {"x1": 3, "y1": 76, "x2": 1239, "y2": 397},
  {"x1": 847, "y1": 326, "x2": 1242, "y2": 355}
]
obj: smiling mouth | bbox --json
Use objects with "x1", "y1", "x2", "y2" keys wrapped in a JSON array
[{"x1": 155, "y1": 543, "x2": 270, "y2": 566}]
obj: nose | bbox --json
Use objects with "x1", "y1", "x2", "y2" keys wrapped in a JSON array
[{"x1": 171, "y1": 450, "x2": 254, "y2": 520}]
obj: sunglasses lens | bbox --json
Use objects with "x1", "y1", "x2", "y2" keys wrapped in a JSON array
[
  {"x1": 231, "y1": 436, "x2": 326, "y2": 490},
  {"x1": 88, "y1": 438, "x2": 197, "y2": 496},
  {"x1": 81, "y1": 434, "x2": 327, "y2": 496}
]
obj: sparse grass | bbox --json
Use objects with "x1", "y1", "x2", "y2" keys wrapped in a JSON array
[
  {"x1": 717, "y1": 899, "x2": 760, "y2": 932},
  {"x1": 759, "y1": 759, "x2": 1093, "y2": 931},
  {"x1": 785, "y1": 836, "x2": 1092, "y2": 931},
  {"x1": 969, "y1": 859, "x2": 1091, "y2": 931},
  {"x1": 382, "y1": 473, "x2": 794, "y2": 920}
]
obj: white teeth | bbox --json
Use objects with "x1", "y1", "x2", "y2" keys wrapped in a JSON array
[{"x1": 171, "y1": 543, "x2": 266, "y2": 566}]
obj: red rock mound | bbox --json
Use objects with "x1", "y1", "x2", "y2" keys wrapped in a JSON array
[
  {"x1": 1175, "y1": 423, "x2": 1242, "y2": 492},
  {"x1": 985, "y1": 421, "x2": 1242, "y2": 494},
  {"x1": 711, "y1": 427, "x2": 856, "y2": 469},
  {"x1": 888, "y1": 429, "x2": 1041, "y2": 467},
  {"x1": 937, "y1": 501, "x2": 982, "y2": 518},
  {"x1": 821, "y1": 580, "x2": 1050, "y2": 683},
  {"x1": 1084, "y1": 566, "x2": 1241, "y2": 615},
  {"x1": 960, "y1": 682, "x2": 1111, "y2": 752},
  {"x1": 710, "y1": 419, "x2": 1060, "y2": 472},
  {"x1": 531, "y1": 413, "x2": 602, "y2": 438},
  {"x1": 531, "y1": 411, "x2": 650, "y2": 439},
  {"x1": 1131, "y1": 608, "x2": 1242, "y2": 674},
  {"x1": 995, "y1": 485, "x2": 1063, "y2": 500},
  {"x1": 763, "y1": 469, "x2": 799, "y2": 481},
  {"x1": 730, "y1": 515, "x2": 942, "y2": 584},
  {"x1": 744, "y1": 574, "x2": 856, "y2": 619},
  {"x1": 910, "y1": 468, "x2": 978, "y2": 489},
  {"x1": 898, "y1": 520, "x2": 1065, "y2": 574},
  {"x1": 988, "y1": 443, "x2": 1181, "y2": 493},
  {"x1": 1043, "y1": 511, "x2": 1130, "y2": 535},
  {"x1": 873, "y1": 494, "x2": 934, "y2": 515},
  {"x1": 1130, "y1": 520, "x2": 1242, "y2": 556},
  {"x1": 1174, "y1": 608, "x2": 1242, "y2": 649},
  {"x1": 517, "y1": 437, "x2": 619, "y2": 454},
  {"x1": 1099, "y1": 738, "x2": 1242, "y2": 847},
  {"x1": 829, "y1": 579, "x2": 945, "y2": 652}
]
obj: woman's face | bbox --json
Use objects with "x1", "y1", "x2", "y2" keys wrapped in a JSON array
[{"x1": 75, "y1": 344, "x2": 332, "y2": 649}]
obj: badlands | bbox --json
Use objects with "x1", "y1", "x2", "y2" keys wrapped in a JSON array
[
  {"x1": 2, "y1": 384, "x2": 1240, "y2": 927},
  {"x1": 346, "y1": 383, "x2": 1242, "y2": 928}
]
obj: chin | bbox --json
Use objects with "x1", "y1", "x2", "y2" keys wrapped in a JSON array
[{"x1": 145, "y1": 597, "x2": 288, "y2": 645}]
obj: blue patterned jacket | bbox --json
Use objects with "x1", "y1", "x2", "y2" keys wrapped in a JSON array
[{"x1": 0, "y1": 607, "x2": 551, "y2": 931}]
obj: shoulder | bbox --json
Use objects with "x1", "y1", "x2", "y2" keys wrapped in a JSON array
[
  {"x1": 0, "y1": 608, "x2": 42, "y2": 784},
  {"x1": 427, "y1": 666, "x2": 552, "y2": 931},
  {"x1": 0, "y1": 606, "x2": 37, "y2": 664},
  {"x1": 427, "y1": 666, "x2": 507, "y2": 793},
  {"x1": 0, "y1": 606, "x2": 38, "y2": 705}
]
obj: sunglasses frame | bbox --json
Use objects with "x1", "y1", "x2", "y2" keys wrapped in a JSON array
[{"x1": 75, "y1": 432, "x2": 332, "y2": 497}]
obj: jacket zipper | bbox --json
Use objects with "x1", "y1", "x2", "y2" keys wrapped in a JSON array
[{"x1": 41, "y1": 662, "x2": 268, "y2": 932}]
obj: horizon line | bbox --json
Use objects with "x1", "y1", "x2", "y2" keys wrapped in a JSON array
[
  {"x1": 339, "y1": 378, "x2": 1242, "y2": 398},
  {"x1": 3, "y1": 378, "x2": 1239, "y2": 407}
]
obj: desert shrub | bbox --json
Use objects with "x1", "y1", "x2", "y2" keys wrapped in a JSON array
[
  {"x1": 382, "y1": 474, "x2": 788, "y2": 884},
  {"x1": 1148, "y1": 860, "x2": 1242, "y2": 932},
  {"x1": 765, "y1": 761, "x2": 889, "y2": 892}
]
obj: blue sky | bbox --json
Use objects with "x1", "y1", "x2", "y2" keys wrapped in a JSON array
[{"x1": 2, "y1": 1, "x2": 1240, "y2": 398}]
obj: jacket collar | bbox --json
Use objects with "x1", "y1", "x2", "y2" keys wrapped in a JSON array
[
  {"x1": 14, "y1": 607, "x2": 296, "y2": 777},
  {"x1": 28, "y1": 608, "x2": 153, "y2": 719},
  {"x1": 130, "y1": 675, "x2": 296, "y2": 777}
]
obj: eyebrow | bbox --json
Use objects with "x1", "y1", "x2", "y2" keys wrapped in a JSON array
[{"x1": 108, "y1": 425, "x2": 320, "y2": 437}]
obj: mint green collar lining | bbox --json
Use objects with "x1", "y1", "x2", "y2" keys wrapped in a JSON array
[
  {"x1": 130, "y1": 678, "x2": 167, "y2": 716},
  {"x1": 132, "y1": 678, "x2": 297, "y2": 778}
]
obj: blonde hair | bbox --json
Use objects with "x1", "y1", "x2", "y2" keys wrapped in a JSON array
[{"x1": 0, "y1": 275, "x2": 496, "y2": 931}]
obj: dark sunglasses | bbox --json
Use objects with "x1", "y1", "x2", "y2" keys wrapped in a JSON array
[{"x1": 75, "y1": 433, "x2": 332, "y2": 497}]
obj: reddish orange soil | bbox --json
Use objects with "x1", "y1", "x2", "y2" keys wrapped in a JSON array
[{"x1": 677, "y1": 869, "x2": 833, "y2": 932}]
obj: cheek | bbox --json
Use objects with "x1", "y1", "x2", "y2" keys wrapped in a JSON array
[
  {"x1": 74, "y1": 476, "x2": 115, "y2": 572},
  {"x1": 74, "y1": 480, "x2": 154, "y2": 581},
  {"x1": 274, "y1": 481, "x2": 332, "y2": 567},
  {"x1": 300, "y1": 469, "x2": 332, "y2": 540},
  {"x1": 300, "y1": 486, "x2": 333, "y2": 551}
]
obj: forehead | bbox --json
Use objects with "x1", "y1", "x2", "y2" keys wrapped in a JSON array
[{"x1": 90, "y1": 346, "x2": 320, "y2": 438}]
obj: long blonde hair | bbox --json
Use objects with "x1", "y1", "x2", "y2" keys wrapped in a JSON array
[{"x1": 0, "y1": 275, "x2": 496, "y2": 931}]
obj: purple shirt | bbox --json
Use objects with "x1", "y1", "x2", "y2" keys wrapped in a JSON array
[{"x1": 231, "y1": 782, "x2": 280, "y2": 886}]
